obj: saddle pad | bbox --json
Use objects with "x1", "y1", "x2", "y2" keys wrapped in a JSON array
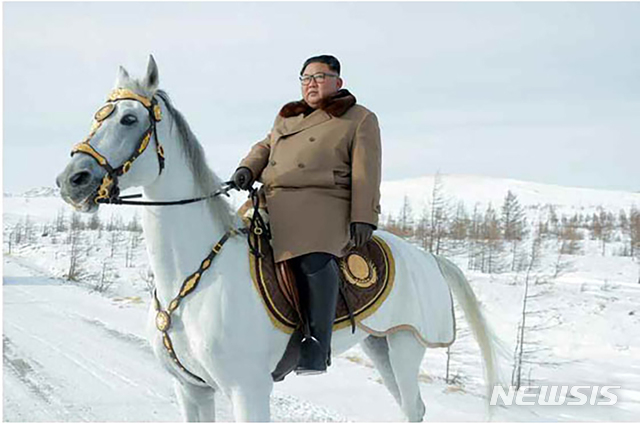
[{"x1": 248, "y1": 233, "x2": 396, "y2": 334}]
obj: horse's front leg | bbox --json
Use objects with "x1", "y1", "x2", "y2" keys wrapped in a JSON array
[
  {"x1": 228, "y1": 372, "x2": 273, "y2": 422},
  {"x1": 174, "y1": 379, "x2": 216, "y2": 422}
]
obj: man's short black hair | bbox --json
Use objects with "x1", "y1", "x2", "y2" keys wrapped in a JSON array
[{"x1": 300, "y1": 55, "x2": 341, "y2": 76}]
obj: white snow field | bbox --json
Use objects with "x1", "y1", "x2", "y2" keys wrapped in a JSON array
[{"x1": 3, "y1": 175, "x2": 640, "y2": 421}]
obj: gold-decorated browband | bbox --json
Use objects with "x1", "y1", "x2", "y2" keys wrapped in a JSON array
[
  {"x1": 108, "y1": 88, "x2": 153, "y2": 108},
  {"x1": 106, "y1": 88, "x2": 162, "y2": 122}
]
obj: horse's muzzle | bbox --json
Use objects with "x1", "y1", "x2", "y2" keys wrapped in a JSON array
[{"x1": 56, "y1": 155, "x2": 105, "y2": 213}]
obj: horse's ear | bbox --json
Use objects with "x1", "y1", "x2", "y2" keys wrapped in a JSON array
[
  {"x1": 143, "y1": 54, "x2": 159, "y2": 92},
  {"x1": 115, "y1": 65, "x2": 131, "y2": 87}
]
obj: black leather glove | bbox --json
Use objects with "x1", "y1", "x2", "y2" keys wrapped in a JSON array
[
  {"x1": 350, "y1": 222, "x2": 375, "y2": 248},
  {"x1": 231, "y1": 167, "x2": 254, "y2": 191}
]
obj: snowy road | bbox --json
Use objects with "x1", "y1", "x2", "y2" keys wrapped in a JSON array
[{"x1": 4, "y1": 254, "x2": 639, "y2": 422}]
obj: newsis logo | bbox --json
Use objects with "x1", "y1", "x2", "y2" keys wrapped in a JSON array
[{"x1": 490, "y1": 385, "x2": 621, "y2": 406}]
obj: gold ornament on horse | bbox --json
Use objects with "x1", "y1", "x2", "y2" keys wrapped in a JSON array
[{"x1": 339, "y1": 252, "x2": 377, "y2": 288}]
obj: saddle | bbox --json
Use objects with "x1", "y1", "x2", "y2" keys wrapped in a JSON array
[
  {"x1": 247, "y1": 232, "x2": 395, "y2": 334},
  {"x1": 239, "y1": 199, "x2": 396, "y2": 381}
]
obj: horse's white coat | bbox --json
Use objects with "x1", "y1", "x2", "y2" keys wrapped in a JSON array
[{"x1": 58, "y1": 56, "x2": 503, "y2": 422}]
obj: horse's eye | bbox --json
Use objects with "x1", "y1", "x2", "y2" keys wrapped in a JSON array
[{"x1": 120, "y1": 114, "x2": 138, "y2": 126}]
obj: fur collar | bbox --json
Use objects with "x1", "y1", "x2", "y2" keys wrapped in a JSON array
[{"x1": 279, "y1": 89, "x2": 357, "y2": 118}]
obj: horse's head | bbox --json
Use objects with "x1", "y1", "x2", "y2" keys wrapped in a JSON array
[{"x1": 56, "y1": 55, "x2": 165, "y2": 212}]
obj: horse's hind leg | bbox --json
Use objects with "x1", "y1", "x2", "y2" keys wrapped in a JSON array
[
  {"x1": 387, "y1": 330, "x2": 427, "y2": 422},
  {"x1": 361, "y1": 335, "x2": 402, "y2": 406},
  {"x1": 174, "y1": 379, "x2": 216, "y2": 422}
]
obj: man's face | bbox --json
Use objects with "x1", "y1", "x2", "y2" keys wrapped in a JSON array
[{"x1": 301, "y1": 62, "x2": 343, "y2": 108}]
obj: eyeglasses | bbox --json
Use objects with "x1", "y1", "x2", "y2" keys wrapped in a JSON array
[{"x1": 299, "y1": 72, "x2": 339, "y2": 85}]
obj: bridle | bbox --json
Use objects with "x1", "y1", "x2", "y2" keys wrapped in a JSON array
[{"x1": 71, "y1": 88, "x2": 166, "y2": 205}]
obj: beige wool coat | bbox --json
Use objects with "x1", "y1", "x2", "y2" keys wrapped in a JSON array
[{"x1": 238, "y1": 90, "x2": 382, "y2": 262}]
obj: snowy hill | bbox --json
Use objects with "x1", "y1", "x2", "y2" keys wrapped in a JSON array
[
  {"x1": 21, "y1": 186, "x2": 61, "y2": 198},
  {"x1": 381, "y1": 174, "x2": 640, "y2": 219},
  {"x1": 4, "y1": 186, "x2": 61, "y2": 198}
]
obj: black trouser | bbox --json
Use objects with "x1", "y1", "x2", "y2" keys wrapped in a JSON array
[{"x1": 289, "y1": 252, "x2": 341, "y2": 373}]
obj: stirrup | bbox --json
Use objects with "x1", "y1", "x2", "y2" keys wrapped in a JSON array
[{"x1": 295, "y1": 336, "x2": 328, "y2": 375}]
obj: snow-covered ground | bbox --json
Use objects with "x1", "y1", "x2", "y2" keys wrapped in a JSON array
[{"x1": 3, "y1": 176, "x2": 640, "y2": 421}]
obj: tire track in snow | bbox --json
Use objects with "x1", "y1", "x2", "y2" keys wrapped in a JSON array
[
  {"x1": 5, "y1": 320, "x2": 120, "y2": 391},
  {"x1": 3, "y1": 335, "x2": 54, "y2": 404},
  {"x1": 76, "y1": 315, "x2": 153, "y2": 354},
  {"x1": 3, "y1": 334, "x2": 93, "y2": 421}
]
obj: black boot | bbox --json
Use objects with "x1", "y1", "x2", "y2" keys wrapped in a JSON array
[{"x1": 294, "y1": 255, "x2": 341, "y2": 375}]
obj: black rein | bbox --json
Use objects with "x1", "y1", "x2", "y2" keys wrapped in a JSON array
[{"x1": 96, "y1": 181, "x2": 237, "y2": 206}]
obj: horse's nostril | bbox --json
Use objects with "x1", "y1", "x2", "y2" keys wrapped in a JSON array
[{"x1": 69, "y1": 171, "x2": 92, "y2": 187}]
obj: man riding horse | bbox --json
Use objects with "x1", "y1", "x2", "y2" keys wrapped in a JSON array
[{"x1": 232, "y1": 54, "x2": 382, "y2": 375}]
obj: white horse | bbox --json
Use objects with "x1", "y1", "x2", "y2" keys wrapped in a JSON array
[{"x1": 56, "y1": 56, "x2": 503, "y2": 422}]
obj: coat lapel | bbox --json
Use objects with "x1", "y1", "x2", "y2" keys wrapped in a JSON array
[{"x1": 276, "y1": 109, "x2": 331, "y2": 140}]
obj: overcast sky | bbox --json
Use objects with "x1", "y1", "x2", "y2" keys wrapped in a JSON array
[{"x1": 3, "y1": 1, "x2": 640, "y2": 194}]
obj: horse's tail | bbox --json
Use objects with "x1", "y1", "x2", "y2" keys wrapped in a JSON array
[{"x1": 434, "y1": 254, "x2": 509, "y2": 415}]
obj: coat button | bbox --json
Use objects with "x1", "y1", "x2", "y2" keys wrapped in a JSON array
[
  {"x1": 309, "y1": 137, "x2": 316, "y2": 142},
  {"x1": 269, "y1": 160, "x2": 276, "y2": 166},
  {"x1": 298, "y1": 163, "x2": 305, "y2": 169}
]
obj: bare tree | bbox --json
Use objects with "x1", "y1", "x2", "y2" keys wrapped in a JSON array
[
  {"x1": 382, "y1": 212, "x2": 404, "y2": 238},
  {"x1": 11, "y1": 222, "x2": 24, "y2": 247},
  {"x1": 397, "y1": 195, "x2": 414, "y2": 238},
  {"x1": 67, "y1": 227, "x2": 83, "y2": 281},
  {"x1": 559, "y1": 213, "x2": 583, "y2": 255},
  {"x1": 449, "y1": 201, "x2": 469, "y2": 254},
  {"x1": 22, "y1": 215, "x2": 35, "y2": 246},
  {"x1": 94, "y1": 259, "x2": 115, "y2": 293},
  {"x1": 109, "y1": 227, "x2": 122, "y2": 259},
  {"x1": 106, "y1": 213, "x2": 124, "y2": 232},
  {"x1": 501, "y1": 191, "x2": 528, "y2": 271},
  {"x1": 590, "y1": 207, "x2": 615, "y2": 256},
  {"x1": 553, "y1": 240, "x2": 573, "y2": 278},
  {"x1": 482, "y1": 203, "x2": 503, "y2": 274},
  {"x1": 55, "y1": 208, "x2": 67, "y2": 233},
  {"x1": 127, "y1": 212, "x2": 142, "y2": 233},
  {"x1": 6, "y1": 227, "x2": 14, "y2": 255},
  {"x1": 415, "y1": 205, "x2": 430, "y2": 250},
  {"x1": 125, "y1": 231, "x2": 141, "y2": 268},
  {"x1": 625, "y1": 206, "x2": 640, "y2": 258},
  {"x1": 513, "y1": 231, "x2": 538, "y2": 388},
  {"x1": 467, "y1": 203, "x2": 483, "y2": 271},
  {"x1": 427, "y1": 172, "x2": 450, "y2": 255},
  {"x1": 444, "y1": 301, "x2": 472, "y2": 385},
  {"x1": 545, "y1": 204, "x2": 560, "y2": 238},
  {"x1": 87, "y1": 212, "x2": 102, "y2": 231},
  {"x1": 67, "y1": 212, "x2": 85, "y2": 244},
  {"x1": 140, "y1": 267, "x2": 155, "y2": 294}
]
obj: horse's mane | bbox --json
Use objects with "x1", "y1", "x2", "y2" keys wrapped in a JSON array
[
  {"x1": 122, "y1": 81, "x2": 238, "y2": 231},
  {"x1": 157, "y1": 89, "x2": 239, "y2": 231}
]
